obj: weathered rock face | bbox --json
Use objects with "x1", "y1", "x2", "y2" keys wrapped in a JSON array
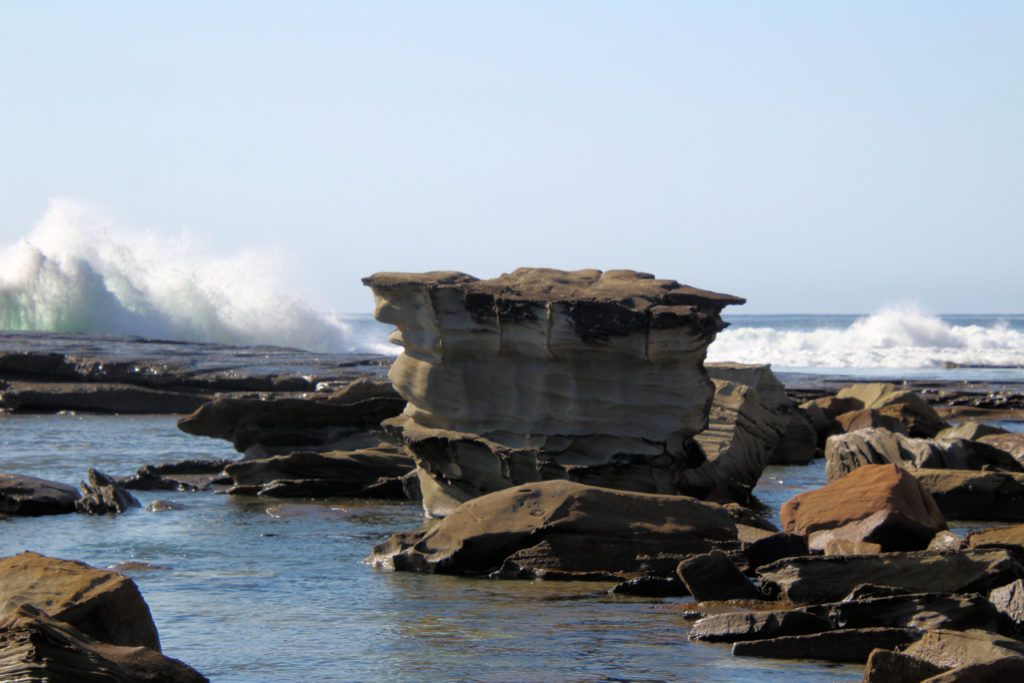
[
  {"x1": 916, "y1": 469, "x2": 1024, "y2": 522},
  {"x1": 363, "y1": 268, "x2": 744, "y2": 516},
  {"x1": 0, "y1": 552, "x2": 160, "y2": 650},
  {"x1": 834, "y1": 383, "x2": 949, "y2": 437},
  {"x1": 367, "y1": 479, "x2": 738, "y2": 579},
  {"x1": 780, "y1": 464, "x2": 947, "y2": 552},
  {"x1": 824, "y1": 428, "x2": 1023, "y2": 482},
  {"x1": 75, "y1": 469, "x2": 141, "y2": 515}
]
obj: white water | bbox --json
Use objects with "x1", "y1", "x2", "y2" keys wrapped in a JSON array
[
  {"x1": 711, "y1": 305, "x2": 1024, "y2": 369},
  {"x1": 0, "y1": 199, "x2": 392, "y2": 353}
]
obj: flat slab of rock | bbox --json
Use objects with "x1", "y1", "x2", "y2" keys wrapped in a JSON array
[
  {"x1": 688, "y1": 608, "x2": 830, "y2": 643},
  {"x1": 368, "y1": 479, "x2": 737, "y2": 577},
  {"x1": 901, "y1": 628, "x2": 1024, "y2": 669},
  {"x1": 0, "y1": 473, "x2": 79, "y2": 516},
  {"x1": 0, "y1": 604, "x2": 208, "y2": 682},
  {"x1": 0, "y1": 381, "x2": 209, "y2": 414},
  {"x1": 821, "y1": 592, "x2": 1001, "y2": 632},
  {"x1": 757, "y1": 549, "x2": 1024, "y2": 604},
  {"x1": 0, "y1": 552, "x2": 159, "y2": 650},
  {"x1": 781, "y1": 463, "x2": 946, "y2": 551},
  {"x1": 731, "y1": 627, "x2": 921, "y2": 663}
]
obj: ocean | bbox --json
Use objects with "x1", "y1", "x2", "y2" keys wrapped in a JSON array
[{"x1": 2, "y1": 305, "x2": 1024, "y2": 680}]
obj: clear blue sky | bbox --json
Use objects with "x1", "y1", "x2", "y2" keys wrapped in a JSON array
[{"x1": 1, "y1": 1, "x2": 1021, "y2": 314}]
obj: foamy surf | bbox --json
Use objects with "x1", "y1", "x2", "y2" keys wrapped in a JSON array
[
  {"x1": 710, "y1": 305, "x2": 1024, "y2": 369},
  {"x1": 0, "y1": 198, "x2": 393, "y2": 354}
]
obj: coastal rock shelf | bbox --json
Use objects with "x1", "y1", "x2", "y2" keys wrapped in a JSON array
[{"x1": 363, "y1": 268, "x2": 745, "y2": 516}]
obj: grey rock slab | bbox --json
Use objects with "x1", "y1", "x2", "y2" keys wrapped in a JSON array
[{"x1": 730, "y1": 627, "x2": 921, "y2": 663}]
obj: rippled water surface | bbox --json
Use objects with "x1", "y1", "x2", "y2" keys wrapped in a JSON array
[{"x1": 0, "y1": 413, "x2": 864, "y2": 682}]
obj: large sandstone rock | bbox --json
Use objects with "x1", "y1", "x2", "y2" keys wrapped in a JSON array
[
  {"x1": 757, "y1": 549, "x2": 1024, "y2": 604},
  {"x1": 0, "y1": 604, "x2": 208, "y2": 682},
  {"x1": 834, "y1": 383, "x2": 948, "y2": 437},
  {"x1": 780, "y1": 464, "x2": 946, "y2": 551},
  {"x1": 368, "y1": 479, "x2": 738, "y2": 578},
  {"x1": 825, "y1": 428, "x2": 1022, "y2": 482},
  {"x1": 363, "y1": 268, "x2": 744, "y2": 516},
  {"x1": 0, "y1": 552, "x2": 160, "y2": 650},
  {"x1": 0, "y1": 473, "x2": 79, "y2": 516}
]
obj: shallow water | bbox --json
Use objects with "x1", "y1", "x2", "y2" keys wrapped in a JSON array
[{"x1": 0, "y1": 413, "x2": 864, "y2": 682}]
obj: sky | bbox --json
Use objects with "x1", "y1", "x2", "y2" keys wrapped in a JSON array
[{"x1": 1, "y1": 1, "x2": 1022, "y2": 315}]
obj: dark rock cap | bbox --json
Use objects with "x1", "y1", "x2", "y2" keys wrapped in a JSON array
[{"x1": 363, "y1": 268, "x2": 745, "y2": 337}]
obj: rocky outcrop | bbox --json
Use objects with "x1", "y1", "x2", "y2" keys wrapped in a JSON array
[
  {"x1": 780, "y1": 464, "x2": 947, "y2": 551},
  {"x1": 913, "y1": 469, "x2": 1024, "y2": 522},
  {"x1": 834, "y1": 383, "x2": 949, "y2": 437},
  {"x1": 0, "y1": 552, "x2": 160, "y2": 650},
  {"x1": 368, "y1": 479, "x2": 738, "y2": 579},
  {"x1": 0, "y1": 473, "x2": 79, "y2": 516},
  {"x1": 0, "y1": 604, "x2": 208, "y2": 683},
  {"x1": 363, "y1": 268, "x2": 744, "y2": 516},
  {"x1": 824, "y1": 428, "x2": 1022, "y2": 482}
]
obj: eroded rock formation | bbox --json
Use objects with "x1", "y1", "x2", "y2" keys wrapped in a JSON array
[{"x1": 362, "y1": 268, "x2": 744, "y2": 516}]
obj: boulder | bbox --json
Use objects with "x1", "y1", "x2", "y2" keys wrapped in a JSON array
[
  {"x1": 363, "y1": 268, "x2": 744, "y2": 517},
  {"x1": 757, "y1": 549, "x2": 1024, "y2": 604},
  {"x1": 745, "y1": 533, "x2": 809, "y2": 573},
  {"x1": 688, "y1": 608, "x2": 830, "y2": 642},
  {"x1": 0, "y1": 604, "x2": 208, "y2": 682},
  {"x1": 833, "y1": 384, "x2": 948, "y2": 437},
  {"x1": 0, "y1": 473, "x2": 79, "y2": 516},
  {"x1": 675, "y1": 550, "x2": 763, "y2": 601},
  {"x1": 938, "y1": 421, "x2": 1008, "y2": 441},
  {"x1": 835, "y1": 409, "x2": 908, "y2": 435},
  {"x1": 979, "y1": 433, "x2": 1024, "y2": 463},
  {"x1": 900, "y1": 628, "x2": 1024, "y2": 670},
  {"x1": 862, "y1": 649, "x2": 946, "y2": 682},
  {"x1": 119, "y1": 458, "x2": 235, "y2": 492},
  {"x1": 989, "y1": 579, "x2": 1024, "y2": 634},
  {"x1": 731, "y1": 627, "x2": 921, "y2": 663},
  {"x1": 223, "y1": 445, "x2": 414, "y2": 499},
  {"x1": 368, "y1": 479, "x2": 738, "y2": 578},
  {"x1": 780, "y1": 464, "x2": 947, "y2": 551},
  {"x1": 824, "y1": 428, "x2": 1022, "y2": 482},
  {"x1": 0, "y1": 552, "x2": 160, "y2": 649},
  {"x1": 914, "y1": 469, "x2": 1024, "y2": 522},
  {"x1": 75, "y1": 469, "x2": 141, "y2": 515}
]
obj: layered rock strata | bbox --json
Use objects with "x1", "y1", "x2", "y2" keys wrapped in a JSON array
[{"x1": 363, "y1": 268, "x2": 744, "y2": 516}]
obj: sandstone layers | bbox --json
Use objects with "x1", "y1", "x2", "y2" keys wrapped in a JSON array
[{"x1": 362, "y1": 268, "x2": 745, "y2": 516}]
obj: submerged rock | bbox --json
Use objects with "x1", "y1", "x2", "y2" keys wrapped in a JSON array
[
  {"x1": 363, "y1": 268, "x2": 744, "y2": 516},
  {"x1": 368, "y1": 479, "x2": 738, "y2": 578},
  {"x1": 0, "y1": 473, "x2": 79, "y2": 516}
]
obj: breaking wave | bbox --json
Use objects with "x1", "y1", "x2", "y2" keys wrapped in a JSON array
[
  {"x1": 709, "y1": 305, "x2": 1024, "y2": 369},
  {"x1": 0, "y1": 198, "x2": 393, "y2": 354}
]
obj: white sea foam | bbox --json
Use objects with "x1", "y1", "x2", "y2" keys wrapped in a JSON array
[
  {"x1": 0, "y1": 198, "x2": 393, "y2": 353},
  {"x1": 709, "y1": 304, "x2": 1024, "y2": 369}
]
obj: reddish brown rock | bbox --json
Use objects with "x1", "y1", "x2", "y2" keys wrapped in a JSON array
[
  {"x1": 0, "y1": 552, "x2": 159, "y2": 650},
  {"x1": 780, "y1": 464, "x2": 947, "y2": 552}
]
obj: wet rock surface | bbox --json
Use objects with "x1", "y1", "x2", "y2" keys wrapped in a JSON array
[{"x1": 0, "y1": 473, "x2": 80, "y2": 516}]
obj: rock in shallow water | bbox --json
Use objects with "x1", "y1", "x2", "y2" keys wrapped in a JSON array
[
  {"x1": 363, "y1": 268, "x2": 745, "y2": 516},
  {"x1": 0, "y1": 473, "x2": 79, "y2": 516}
]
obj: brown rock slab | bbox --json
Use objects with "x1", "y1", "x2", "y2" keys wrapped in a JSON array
[
  {"x1": 781, "y1": 463, "x2": 946, "y2": 552},
  {"x1": 915, "y1": 469, "x2": 1024, "y2": 522},
  {"x1": 989, "y1": 579, "x2": 1024, "y2": 634},
  {"x1": 757, "y1": 549, "x2": 1024, "y2": 604},
  {"x1": 0, "y1": 552, "x2": 160, "y2": 650},
  {"x1": 901, "y1": 628, "x2": 1024, "y2": 669},
  {"x1": 731, "y1": 627, "x2": 921, "y2": 663},
  {"x1": 368, "y1": 479, "x2": 737, "y2": 577},
  {"x1": 862, "y1": 649, "x2": 944, "y2": 683},
  {"x1": 823, "y1": 592, "x2": 1001, "y2": 632},
  {"x1": 688, "y1": 608, "x2": 830, "y2": 643}
]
